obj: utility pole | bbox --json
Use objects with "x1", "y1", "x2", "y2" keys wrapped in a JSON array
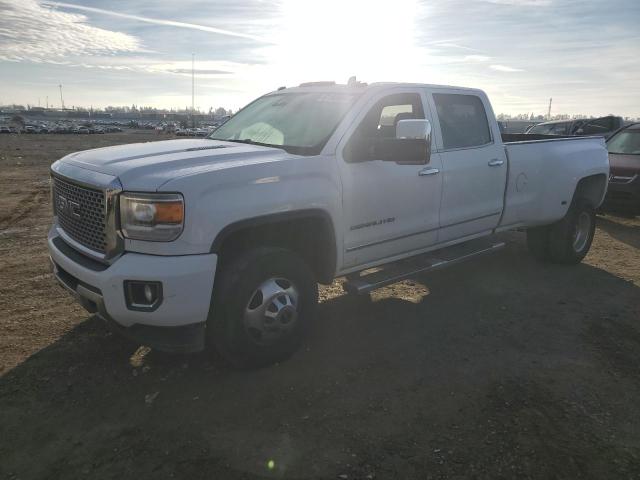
[
  {"x1": 547, "y1": 97, "x2": 552, "y2": 120},
  {"x1": 191, "y1": 53, "x2": 195, "y2": 128},
  {"x1": 59, "y1": 84, "x2": 65, "y2": 110},
  {"x1": 46, "y1": 96, "x2": 49, "y2": 109}
]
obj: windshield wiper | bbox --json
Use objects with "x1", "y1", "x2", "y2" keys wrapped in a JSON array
[
  {"x1": 215, "y1": 138, "x2": 286, "y2": 150},
  {"x1": 209, "y1": 138, "x2": 316, "y2": 156},
  {"x1": 226, "y1": 138, "x2": 257, "y2": 145}
]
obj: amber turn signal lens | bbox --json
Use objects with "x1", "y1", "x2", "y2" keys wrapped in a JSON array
[{"x1": 154, "y1": 202, "x2": 184, "y2": 224}]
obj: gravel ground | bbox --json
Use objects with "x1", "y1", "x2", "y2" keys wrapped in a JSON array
[{"x1": 1, "y1": 133, "x2": 639, "y2": 479}]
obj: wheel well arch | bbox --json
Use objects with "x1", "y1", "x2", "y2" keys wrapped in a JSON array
[
  {"x1": 210, "y1": 209, "x2": 337, "y2": 284},
  {"x1": 573, "y1": 174, "x2": 608, "y2": 208}
]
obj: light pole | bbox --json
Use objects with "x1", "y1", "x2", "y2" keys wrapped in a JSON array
[
  {"x1": 59, "y1": 84, "x2": 65, "y2": 110},
  {"x1": 191, "y1": 53, "x2": 195, "y2": 128}
]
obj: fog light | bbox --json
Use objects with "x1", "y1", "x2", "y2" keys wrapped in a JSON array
[
  {"x1": 124, "y1": 281, "x2": 163, "y2": 311},
  {"x1": 144, "y1": 284, "x2": 154, "y2": 303}
]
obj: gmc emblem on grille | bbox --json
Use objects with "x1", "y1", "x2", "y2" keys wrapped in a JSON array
[{"x1": 55, "y1": 194, "x2": 82, "y2": 219}]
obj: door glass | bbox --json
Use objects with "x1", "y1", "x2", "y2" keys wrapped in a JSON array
[
  {"x1": 434, "y1": 93, "x2": 492, "y2": 149},
  {"x1": 344, "y1": 93, "x2": 424, "y2": 162}
]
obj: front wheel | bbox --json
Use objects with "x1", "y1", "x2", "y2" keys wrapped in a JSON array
[{"x1": 207, "y1": 248, "x2": 318, "y2": 369}]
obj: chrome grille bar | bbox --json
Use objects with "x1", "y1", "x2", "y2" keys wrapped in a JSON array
[
  {"x1": 50, "y1": 161, "x2": 124, "y2": 264},
  {"x1": 53, "y1": 175, "x2": 107, "y2": 253}
]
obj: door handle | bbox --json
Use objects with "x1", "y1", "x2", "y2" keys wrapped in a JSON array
[
  {"x1": 488, "y1": 159, "x2": 504, "y2": 167},
  {"x1": 418, "y1": 167, "x2": 440, "y2": 176}
]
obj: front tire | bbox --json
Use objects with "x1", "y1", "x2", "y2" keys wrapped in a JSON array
[{"x1": 207, "y1": 248, "x2": 318, "y2": 369}]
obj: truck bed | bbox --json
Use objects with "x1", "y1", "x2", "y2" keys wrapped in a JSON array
[
  {"x1": 499, "y1": 134, "x2": 608, "y2": 229},
  {"x1": 502, "y1": 133, "x2": 579, "y2": 143}
]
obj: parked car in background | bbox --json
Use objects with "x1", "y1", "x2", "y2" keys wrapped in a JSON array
[
  {"x1": 601, "y1": 123, "x2": 640, "y2": 215},
  {"x1": 526, "y1": 116, "x2": 625, "y2": 139},
  {"x1": 0, "y1": 126, "x2": 12, "y2": 133}
]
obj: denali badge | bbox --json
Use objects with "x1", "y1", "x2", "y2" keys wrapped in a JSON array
[
  {"x1": 350, "y1": 217, "x2": 395, "y2": 231},
  {"x1": 56, "y1": 194, "x2": 82, "y2": 219}
]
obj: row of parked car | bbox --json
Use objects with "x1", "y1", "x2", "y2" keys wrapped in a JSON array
[
  {"x1": 175, "y1": 127, "x2": 215, "y2": 137},
  {"x1": 0, "y1": 124, "x2": 123, "y2": 134}
]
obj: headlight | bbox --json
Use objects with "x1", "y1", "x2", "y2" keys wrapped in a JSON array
[{"x1": 120, "y1": 193, "x2": 184, "y2": 241}]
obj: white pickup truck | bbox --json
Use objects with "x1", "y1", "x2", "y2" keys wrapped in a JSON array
[{"x1": 48, "y1": 81, "x2": 609, "y2": 367}]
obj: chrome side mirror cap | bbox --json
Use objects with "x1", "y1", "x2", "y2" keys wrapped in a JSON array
[{"x1": 396, "y1": 119, "x2": 432, "y2": 141}]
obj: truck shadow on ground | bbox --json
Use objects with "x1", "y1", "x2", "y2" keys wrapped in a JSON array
[
  {"x1": 2, "y1": 236, "x2": 640, "y2": 479},
  {"x1": 597, "y1": 214, "x2": 640, "y2": 249}
]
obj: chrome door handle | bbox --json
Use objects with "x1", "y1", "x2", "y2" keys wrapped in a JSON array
[
  {"x1": 488, "y1": 159, "x2": 504, "y2": 167},
  {"x1": 419, "y1": 167, "x2": 440, "y2": 176}
]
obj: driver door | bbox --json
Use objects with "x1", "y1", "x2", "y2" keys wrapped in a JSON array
[{"x1": 337, "y1": 90, "x2": 443, "y2": 268}]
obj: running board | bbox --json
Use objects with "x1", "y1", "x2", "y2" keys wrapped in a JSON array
[{"x1": 343, "y1": 238, "x2": 506, "y2": 295}]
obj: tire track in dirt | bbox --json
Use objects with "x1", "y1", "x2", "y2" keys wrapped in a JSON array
[{"x1": 0, "y1": 184, "x2": 48, "y2": 230}]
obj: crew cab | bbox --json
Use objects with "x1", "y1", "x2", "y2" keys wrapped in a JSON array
[{"x1": 48, "y1": 81, "x2": 609, "y2": 367}]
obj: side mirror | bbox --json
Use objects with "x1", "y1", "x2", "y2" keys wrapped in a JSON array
[
  {"x1": 348, "y1": 119, "x2": 432, "y2": 164},
  {"x1": 374, "y1": 119, "x2": 431, "y2": 165},
  {"x1": 396, "y1": 118, "x2": 432, "y2": 141}
]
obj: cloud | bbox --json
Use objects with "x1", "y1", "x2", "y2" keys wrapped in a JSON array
[
  {"x1": 426, "y1": 41, "x2": 480, "y2": 52},
  {"x1": 42, "y1": 1, "x2": 268, "y2": 43},
  {"x1": 0, "y1": 0, "x2": 141, "y2": 62},
  {"x1": 463, "y1": 55, "x2": 491, "y2": 62},
  {"x1": 482, "y1": 0, "x2": 552, "y2": 5},
  {"x1": 490, "y1": 64, "x2": 524, "y2": 72},
  {"x1": 167, "y1": 69, "x2": 232, "y2": 75}
]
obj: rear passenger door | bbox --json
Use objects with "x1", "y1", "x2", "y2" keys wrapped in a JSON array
[{"x1": 429, "y1": 91, "x2": 507, "y2": 243}]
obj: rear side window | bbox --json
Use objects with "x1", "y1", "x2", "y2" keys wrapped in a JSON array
[
  {"x1": 582, "y1": 117, "x2": 617, "y2": 135},
  {"x1": 434, "y1": 93, "x2": 492, "y2": 149},
  {"x1": 551, "y1": 122, "x2": 571, "y2": 135}
]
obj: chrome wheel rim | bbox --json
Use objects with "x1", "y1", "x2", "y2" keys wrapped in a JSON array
[
  {"x1": 572, "y1": 211, "x2": 591, "y2": 252},
  {"x1": 243, "y1": 277, "x2": 299, "y2": 345}
]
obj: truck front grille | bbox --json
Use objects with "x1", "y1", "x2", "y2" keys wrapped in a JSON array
[{"x1": 52, "y1": 175, "x2": 107, "y2": 253}]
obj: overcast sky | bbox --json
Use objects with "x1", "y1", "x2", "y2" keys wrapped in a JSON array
[{"x1": 0, "y1": 0, "x2": 638, "y2": 116}]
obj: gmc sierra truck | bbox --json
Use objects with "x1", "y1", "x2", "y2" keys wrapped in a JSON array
[{"x1": 48, "y1": 81, "x2": 609, "y2": 367}]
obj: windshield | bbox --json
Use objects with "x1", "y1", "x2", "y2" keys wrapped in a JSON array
[
  {"x1": 607, "y1": 130, "x2": 640, "y2": 155},
  {"x1": 210, "y1": 91, "x2": 361, "y2": 155}
]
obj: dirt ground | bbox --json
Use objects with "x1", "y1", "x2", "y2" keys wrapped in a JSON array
[{"x1": 1, "y1": 132, "x2": 639, "y2": 480}]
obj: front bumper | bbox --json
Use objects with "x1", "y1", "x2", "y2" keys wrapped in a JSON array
[
  {"x1": 48, "y1": 225, "x2": 217, "y2": 353},
  {"x1": 602, "y1": 174, "x2": 640, "y2": 214}
]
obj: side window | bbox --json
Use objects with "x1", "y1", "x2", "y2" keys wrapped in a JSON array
[
  {"x1": 433, "y1": 93, "x2": 492, "y2": 149},
  {"x1": 582, "y1": 117, "x2": 616, "y2": 134},
  {"x1": 551, "y1": 122, "x2": 570, "y2": 135},
  {"x1": 344, "y1": 93, "x2": 425, "y2": 162}
]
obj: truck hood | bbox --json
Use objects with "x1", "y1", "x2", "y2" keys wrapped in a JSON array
[{"x1": 58, "y1": 138, "x2": 295, "y2": 190}]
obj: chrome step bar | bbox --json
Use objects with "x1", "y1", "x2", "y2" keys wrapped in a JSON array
[{"x1": 343, "y1": 238, "x2": 506, "y2": 295}]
